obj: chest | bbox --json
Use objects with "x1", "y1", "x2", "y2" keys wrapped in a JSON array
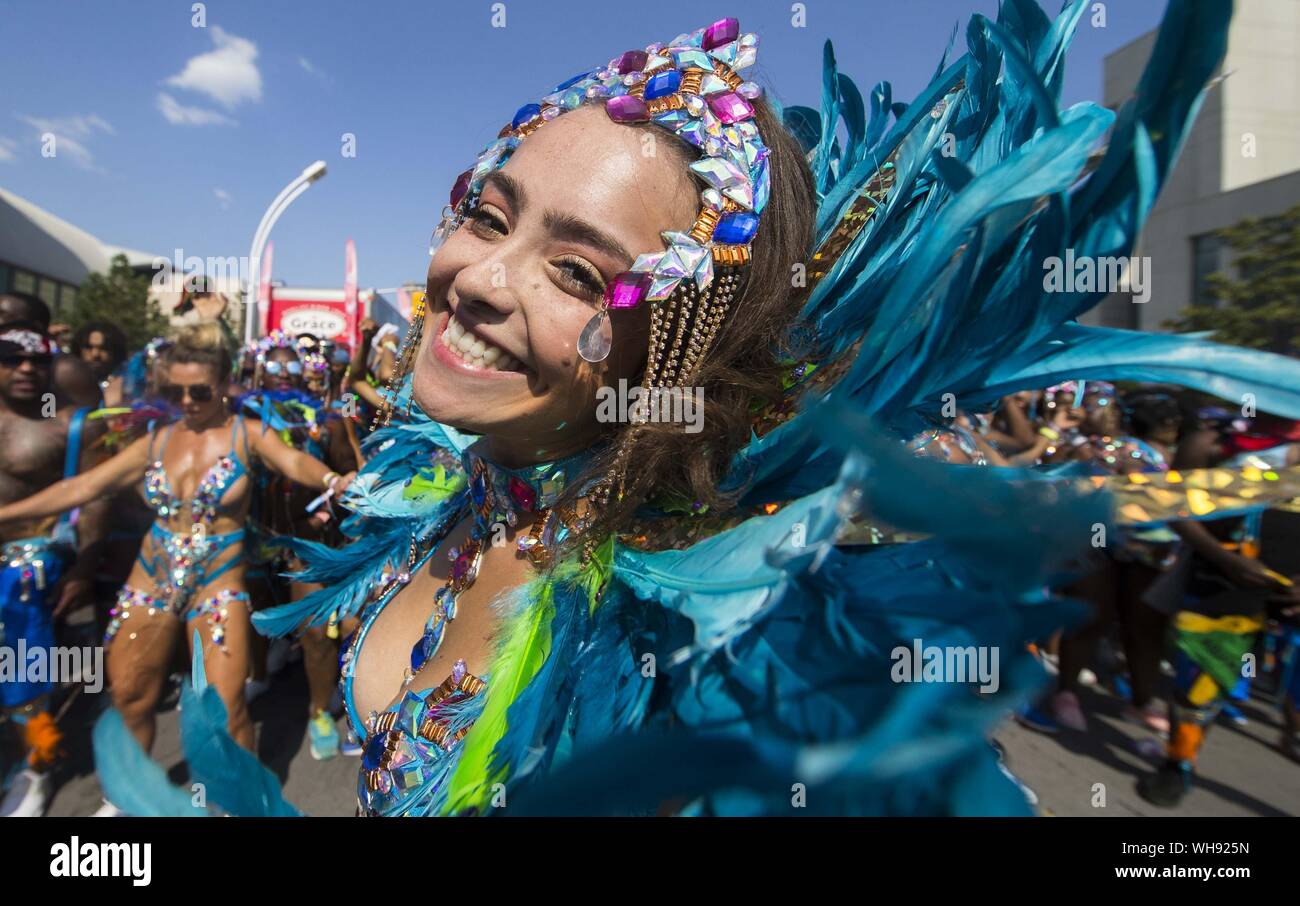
[
  {"x1": 158, "y1": 434, "x2": 231, "y2": 491},
  {"x1": 349, "y1": 513, "x2": 538, "y2": 722},
  {"x1": 0, "y1": 416, "x2": 68, "y2": 486}
]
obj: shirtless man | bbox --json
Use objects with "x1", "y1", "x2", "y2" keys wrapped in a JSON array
[{"x1": 0, "y1": 322, "x2": 107, "y2": 816}]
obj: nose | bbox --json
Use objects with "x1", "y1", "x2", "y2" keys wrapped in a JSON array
[{"x1": 450, "y1": 243, "x2": 522, "y2": 322}]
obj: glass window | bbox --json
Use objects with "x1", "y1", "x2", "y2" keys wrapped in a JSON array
[
  {"x1": 12, "y1": 270, "x2": 35, "y2": 294},
  {"x1": 1192, "y1": 233, "x2": 1227, "y2": 308},
  {"x1": 60, "y1": 285, "x2": 77, "y2": 310},
  {"x1": 37, "y1": 278, "x2": 59, "y2": 310}
]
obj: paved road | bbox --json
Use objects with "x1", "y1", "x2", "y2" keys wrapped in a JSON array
[
  {"x1": 995, "y1": 679, "x2": 1300, "y2": 817},
  {"x1": 45, "y1": 656, "x2": 359, "y2": 818},
  {"x1": 39, "y1": 649, "x2": 1300, "y2": 818}
]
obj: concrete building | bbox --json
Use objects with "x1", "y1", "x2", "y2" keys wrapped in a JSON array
[
  {"x1": 1084, "y1": 0, "x2": 1300, "y2": 331},
  {"x1": 0, "y1": 186, "x2": 156, "y2": 318}
]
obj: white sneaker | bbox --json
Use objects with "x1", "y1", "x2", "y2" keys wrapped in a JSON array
[
  {"x1": 91, "y1": 799, "x2": 125, "y2": 817},
  {"x1": 0, "y1": 769, "x2": 49, "y2": 817}
]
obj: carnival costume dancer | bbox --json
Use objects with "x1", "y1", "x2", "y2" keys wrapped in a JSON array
[
  {"x1": 96, "y1": 2, "x2": 1300, "y2": 817},
  {"x1": 239, "y1": 332, "x2": 359, "y2": 759},
  {"x1": 0, "y1": 326, "x2": 354, "y2": 793}
]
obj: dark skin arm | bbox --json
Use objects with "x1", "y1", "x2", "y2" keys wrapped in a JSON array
[
  {"x1": 996, "y1": 392, "x2": 1041, "y2": 450},
  {"x1": 1172, "y1": 519, "x2": 1281, "y2": 590},
  {"x1": 54, "y1": 416, "x2": 111, "y2": 617},
  {"x1": 348, "y1": 319, "x2": 388, "y2": 409}
]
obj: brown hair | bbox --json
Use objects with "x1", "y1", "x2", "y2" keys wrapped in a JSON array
[
  {"x1": 558, "y1": 98, "x2": 817, "y2": 554},
  {"x1": 166, "y1": 322, "x2": 233, "y2": 382}
]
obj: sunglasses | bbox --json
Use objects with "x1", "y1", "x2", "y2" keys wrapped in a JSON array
[
  {"x1": 263, "y1": 360, "x2": 303, "y2": 376},
  {"x1": 160, "y1": 383, "x2": 216, "y2": 404},
  {"x1": 0, "y1": 354, "x2": 52, "y2": 368}
]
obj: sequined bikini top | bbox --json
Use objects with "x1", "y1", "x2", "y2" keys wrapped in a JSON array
[
  {"x1": 143, "y1": 416, "x2": 250, "y2": 525},
  {"x1": 343, "y1": 442, "x2": 595, "y2": 816}
]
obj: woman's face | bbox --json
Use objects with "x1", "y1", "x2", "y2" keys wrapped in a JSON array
[
  {"x1": 262, "y1": 347, "x2": 302, "y2": 392},
  {"x1": 414, "y1": 105, "x2": 699, "y2": 463},
  {"x1": 164, "y1": 362, "x2": 224, "y2": 425}
]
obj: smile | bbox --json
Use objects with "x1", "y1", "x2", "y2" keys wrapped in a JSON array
[{"x1": 434, "y1": 311, "x2": 526, "y2": 376}]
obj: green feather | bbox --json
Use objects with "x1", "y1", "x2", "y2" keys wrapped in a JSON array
[
  {"x1": 400, "y1": 464, "x2": 466, "y2": 503},
  {"x1": 442, "y1": 579, "x2": 555, "y2": 814}
]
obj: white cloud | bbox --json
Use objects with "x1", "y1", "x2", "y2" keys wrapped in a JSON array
[
  {"x1": 0, "y1": 137, "x2": 17, "y2": 162},
  {"x1": 214, "y1": 187, "x2": 233, "y2": 210},
  {"x1": 165, "y1": 25, "x2": 262, "y2": 110},
  {"x1": 156, "y1": 92, "x2": 237, "y2": 126},
  {"x1": 298, "y1": 56, "x2": 327, "y2": 80},
  {"x1": 16, "y1": 113, "x2": 113, "y2": 170}
]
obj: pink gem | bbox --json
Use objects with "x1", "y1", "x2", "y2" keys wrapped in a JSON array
[
  {"x1": 604, "y1": 272, "x2": 650, "y2": 309},
  {"x1": 449, "y1": 169, "x2": 472, "y2": 209},
  {"x1": 605, "y1": 94, "x2": 649, "y2": 123},
  {"x1": 614, "y1": 50, "x2": 648, "y2": 74},
  {"x1": 702, "y1": 17, "x2": 740, "y2": 51},
  {"x1": 508, "y1": 476, "x2": 537, "y2": 512},
  {"x1": 452, "y1": 552, "x2": 471, "y2": 580},
  {"x1": 707, "y1": 91, "x2": 754, "y2": 124}
]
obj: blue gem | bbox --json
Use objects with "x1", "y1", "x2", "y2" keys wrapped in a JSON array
[
  {"x1": 470, "y1": 475, "x2": 486, "y2": 506},
  {"x1": 362, "y1": 732, "x2": 388, "y2": 771},
  {"x1": 409, "y1": 634, "x2": 430, "y2": 672},
  {"x1": 511, "y1": 103, "x2": 541, "y2": 129},
  {"x1": 553, "y1": 70, "x2": 591, "y2": 92},
  {"x1": 644, "y1": 69, "x2": 682, "y2": 100},
  {"x1": 713, "y1": 212, "x2": 759, "y2": 244}
]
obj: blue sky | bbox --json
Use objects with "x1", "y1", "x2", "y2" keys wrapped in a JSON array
[{"x1": 0, "y1": 0, "x2": 1168, "y2": 293}]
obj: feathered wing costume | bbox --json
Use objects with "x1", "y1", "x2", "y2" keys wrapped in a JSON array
[{"x1": 96, "y1": 0, "x2": 1300, "y2": 816}]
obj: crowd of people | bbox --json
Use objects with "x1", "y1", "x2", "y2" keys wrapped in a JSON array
[
  {"x1": 0, "y1": 288, "x2": 406, "y2": 816},
  {"x1": 916, "y1": 383, "x2": 1300, "y2": 807},
  {"x1": 0, "y1": 280, "x2": 1294, "y2": 816}
]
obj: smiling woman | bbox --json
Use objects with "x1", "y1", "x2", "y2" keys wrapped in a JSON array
[
  {"x1": 93, "y1": 2, "x2": 1300, "y2": 819},
  {"x1": 415, "y1": 101, "x2": 815, "y2": 539}
]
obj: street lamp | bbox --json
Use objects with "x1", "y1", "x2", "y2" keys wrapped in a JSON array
[{"x1": 244, "y1": 160, "x2": 328, "y2": 343}]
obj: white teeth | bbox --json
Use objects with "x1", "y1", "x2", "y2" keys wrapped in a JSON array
[{"x1": 443, "y1": 314, "x2": 518, "y2": 372}]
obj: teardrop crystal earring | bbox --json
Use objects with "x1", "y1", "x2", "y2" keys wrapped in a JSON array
[
  {"x1": 429, "y1": 205, "x2": 460, "y2": 256},
  {"x1": 578, "y1": 303, "x2": 612, "y2": 363},
  {"x1": 579, "y1": 271, "x2": 651, "y2": 364}
]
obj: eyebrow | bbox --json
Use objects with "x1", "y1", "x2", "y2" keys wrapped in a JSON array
[{"x1": 482, "y1": 171, "x2": 635, "y2": 269}]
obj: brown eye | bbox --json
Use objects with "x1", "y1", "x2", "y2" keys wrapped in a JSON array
[
  {"x1": 553, "y1": 256, "x2": 605, "y2": 298},
  {"x1": 469, "y1": 204, "x2": 508, "y2": 236}
]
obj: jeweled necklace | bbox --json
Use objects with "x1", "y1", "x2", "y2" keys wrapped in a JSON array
[{"x1": 400, "y1": 449, "x2": 590, "y2": 685}]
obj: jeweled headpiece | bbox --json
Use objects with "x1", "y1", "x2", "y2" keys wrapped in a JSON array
[{"x1": 433, "y1": 16, "x2": 765, "y2": 357}]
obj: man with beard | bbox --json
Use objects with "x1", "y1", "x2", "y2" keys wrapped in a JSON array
[
  {"x1": 70, "y1": 321, "x2": 128, "y2": 407},
  {"x1": 0, "y1": 322, "x2": 108, "y2": 816}
]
